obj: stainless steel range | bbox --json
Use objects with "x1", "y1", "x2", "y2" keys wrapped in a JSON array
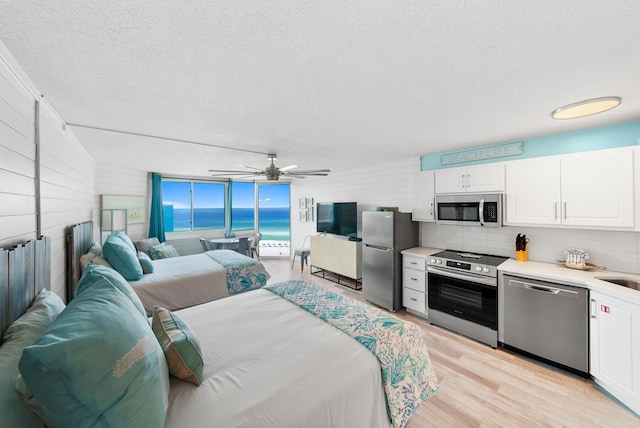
[{"x1": 427, "y1": 250, "x2": 508, "y2": 348}]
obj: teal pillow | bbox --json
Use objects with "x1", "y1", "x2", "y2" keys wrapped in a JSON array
[
  {"x1": 76, "y1": 264, "x2": 147, "y2": 319},
  {"x1": 138, "y1": 251, "x2": 154, "y2": 274},
  {"x1": 102, "y1": 234, "x2": 144, "y2": 280},
  {"x1": 113, "y1": 230, "x2": 137, "y2": 254},
  {"x1": 148, "y1": 242, "x2": 180, "y2": 260},
  {"x1": 0, "y1": 290, "x2": 65, "y2": 428},
  {"x1": 152, "y1": 306, "x2": 204, "y2": 385},
  {"x1": 18, "y1": 272, "x2": 170, "y2": 428}
]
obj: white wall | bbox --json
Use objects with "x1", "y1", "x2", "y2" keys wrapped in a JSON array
[
  {"x1": 94, "y1": 163, "x2": 148, "y2": 241},
  {"x1": 0, "y1": 43, "x2": 95, "y2": 299},
  {"x1": 290, "y1": 157, "x2": 420, "y2": 255}
]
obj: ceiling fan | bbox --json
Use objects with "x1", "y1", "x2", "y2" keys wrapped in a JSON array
[{"x1": 209, "y1": 154, "x2": 330, "y2": 181}]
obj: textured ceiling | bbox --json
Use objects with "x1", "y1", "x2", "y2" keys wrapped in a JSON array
[{"x1": 1, "y1": 1, "x2": 639, "y2": 178}]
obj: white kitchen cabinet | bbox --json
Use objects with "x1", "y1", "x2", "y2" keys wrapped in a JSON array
[
  {"x1": 435, "y1": 163, "x2": 505, "y2": 194},
  {"x1": 402, "y1": 255, "x2": 427, "y2": 316},
  {"x1": 590, "y1": 291, "x2": 640, "y2": 416},
  {"x1": 505, "y1": 147, "x2": 634, "y2": 228},
  {"x1": 505, "y1": 157, "x2": 562, "y2": 225},
  {"x1": 412, "y1": 171, "x2": 435, "y2": 222}
]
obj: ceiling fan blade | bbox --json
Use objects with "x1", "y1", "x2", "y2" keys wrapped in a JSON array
[
  {"x1": 288, "y1": 169, "x2": 331, "y2": 173},
  {"x1": 238, "y1": 164, "x2": 264, "y2": 171},
  {"x1": 209, "y1": 170, "x2": 263, "y2": 176},
  {"x1": 280, "y1": 164, "x2": 298, "y2": 171},
  {"x1": 286, "y1": 171, "x2": 330, "y2": 176}
]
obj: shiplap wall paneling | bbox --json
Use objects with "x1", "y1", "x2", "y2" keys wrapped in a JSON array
[
  {"x1": 0, "y1": 53, "x2": 37, "y2": 248},
  {"x1": 38, "y1": 101, "x2": 95, "y2": 296},
  {"x1": 290, "y1": 157, "x2": 419, "y2": 251},
  {"x1": 95, "y1": 164, "x2": 148, "y2": 241}
]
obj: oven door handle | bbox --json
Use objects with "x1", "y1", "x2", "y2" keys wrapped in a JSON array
[
  {"x1": 479, "y1": 197, "x2": 485, "y2": 227},
  {"x1": 427, "y1": 266, "x2": 497, "y2": 287}
]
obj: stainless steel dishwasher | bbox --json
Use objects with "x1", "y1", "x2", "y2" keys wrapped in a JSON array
[{"x1": 502, "y1": 274, "x2": 589, "y2": 376}]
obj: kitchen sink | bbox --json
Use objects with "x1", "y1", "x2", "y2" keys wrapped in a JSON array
[{"x1": 595, "y1": 277, "x2": 640, "y2": 291}]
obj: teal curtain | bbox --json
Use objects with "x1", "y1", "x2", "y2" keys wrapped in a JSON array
[{"x1": 148, "y1": 173, "x2": 166, "y2": 242}]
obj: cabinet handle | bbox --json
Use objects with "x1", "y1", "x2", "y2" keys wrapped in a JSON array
[
  {"x1": 564, "y1": 202, "x2": 567, "y2": 220},
  {"x1": 554, "y1": 202, "x2": 558, "y2": 220},
  {"x1": 466, "y1": 173, "x2": 470, "y2": 188},
  {"x1": 429, "y1": 201, "x2": 434, "y2": 216},
  {"x1": 410, "y1": 277, "x2": 418, "y2": 281},
  {"x1": 460, "y1": 174, "x2": 466, "y2": 188},
  {"x1": 410, "y1": 298, "x2": 418, "y2": 302},
  {"x1": 591, "y1": 299, "x2": 597, "y2": 319},
  {"x1": 410, "y1": 261, "x2": 418, "y2": 265}
]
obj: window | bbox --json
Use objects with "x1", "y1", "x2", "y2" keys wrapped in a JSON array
[
  {"x1": 162, "y1": 180, "x2": 226, "y2": 232},
  {"x1": 231, "y1": 181, "x2": 255, "y2": 232}
]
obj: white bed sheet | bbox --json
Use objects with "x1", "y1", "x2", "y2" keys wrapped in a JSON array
[
  {"x1": 130, "y1": 253, "x2": 229, "y2": 314},
  {"x1": 167, "y1": 289, "x2": 392, "y2": 428}
]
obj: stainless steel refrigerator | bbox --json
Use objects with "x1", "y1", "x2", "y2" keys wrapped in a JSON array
[{"x1": 362, "y1": 211, "x2": 419, "y2": 312}]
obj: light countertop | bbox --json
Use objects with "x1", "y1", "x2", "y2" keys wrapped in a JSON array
[
  {"x1": 401, "y1": 247, "x2": 640, "y2": 306},
  {"x1": 499, "y1": 258, "x2": 640, "y2": 305},
  {"x1": 401, "y1": 247, "x2": 442, "y2": 258}
]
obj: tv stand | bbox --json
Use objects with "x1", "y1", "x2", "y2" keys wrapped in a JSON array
[{"x1": 310, "y1": 236, "x2": 362, "y2": 290}]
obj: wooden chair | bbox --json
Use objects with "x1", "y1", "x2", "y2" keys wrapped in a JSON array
[
  {"x1": 249, "y1": 232, "x2": 262, "y2": 259},
  {"x1": 236, "y1": 237, "x2": 249, "y2": 256}
]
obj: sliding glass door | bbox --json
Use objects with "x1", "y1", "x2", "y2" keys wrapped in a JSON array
[{"x1": 257, "y1": 183, "x2": 290, "y2": 257}]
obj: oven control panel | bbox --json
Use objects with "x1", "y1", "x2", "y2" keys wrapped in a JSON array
[{"x1": 429, "y1": 257, "x2": 494, "y2": 276}]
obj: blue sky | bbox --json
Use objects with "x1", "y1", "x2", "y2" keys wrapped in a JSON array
[{"x1": 162, "y1": 181, "x2": 290, "y2": 208}]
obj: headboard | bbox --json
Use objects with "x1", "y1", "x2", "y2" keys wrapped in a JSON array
[
  {"x1": 0, "y1": 236, "x2": 51, "y2": 337},
  {"x1": 66, "y1": 221, "x2": 94, "y2": 301}
]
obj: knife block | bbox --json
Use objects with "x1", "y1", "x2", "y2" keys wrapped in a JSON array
[{"x1": 515, "y1": 249, "x2": 528, "y2": 262}]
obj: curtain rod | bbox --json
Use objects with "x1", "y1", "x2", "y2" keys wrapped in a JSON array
[{"x1": 65, "y1": 123, "x2": 269, "y2": 156}]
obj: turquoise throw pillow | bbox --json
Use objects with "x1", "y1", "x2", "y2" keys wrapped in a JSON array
[
  {"x1": 152, "y1": 306, "x2": 204, "y2": 385},
  {"x1": 102, "y1": 234, "x2": 144, "y2": 280},
  {"x1": 76, "y1": 264, "x2": 147, "y2": 319},
  {"x1": 138, "y1": 251, "x2": 154, "y2": 274},
  {"x1": 113, "y1": 230, "x2": 137, "y2": 254},
  {"x1": 0, "y1": 290, "x2": 64, "y2": 428},
  {"x1": 18, "y1": 271, "x2": 169, "y2": 428}
]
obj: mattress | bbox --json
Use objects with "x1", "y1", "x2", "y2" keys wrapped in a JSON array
[
  {"x1": 166, "y1": 289, "x2": 391, "y2": 428},
  {"x1": 130, "y1": 253, "x2": 229, "y2": 313}
]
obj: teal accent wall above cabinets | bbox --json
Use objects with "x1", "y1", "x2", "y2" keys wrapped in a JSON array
[{"x1": 421, "y1": 120, "x2": 640, "y2": 171}]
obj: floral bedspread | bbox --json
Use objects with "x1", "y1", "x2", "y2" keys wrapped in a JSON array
[
  {"x1": 205, "y1": 250, "x2": 270, "y2": 294},
  {"x1": 265, "y1": 280, "x2": 439, "y2": 428}
]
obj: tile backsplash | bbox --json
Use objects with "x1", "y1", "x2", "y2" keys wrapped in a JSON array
[{"x1": 420, "y1": 222, "x2": 640, "y2": 274}]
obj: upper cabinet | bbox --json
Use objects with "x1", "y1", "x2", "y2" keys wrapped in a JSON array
[
  {"x1": 435, "y1": 163, "x2": 505, "y2": 194},
  {"x1": 506, "y1": 147, "x2": 634, "y2": 228},
  {"x1": 412, "y1": 171, "x2": 435, "y2": 222}
]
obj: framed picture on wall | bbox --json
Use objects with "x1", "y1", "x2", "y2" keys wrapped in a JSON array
[
  {"x1": 299, "y1": 211, "x2": 307, "y2": 222},
  {"x1": 307, "y1": 207, "x2": 314, "y2": 221},
  {"x1": 101, "y1": 195, "x2": 146, "y2": 224},
  {"x1": 299, "y1": 198, "x2": 307, "y2": 209}
]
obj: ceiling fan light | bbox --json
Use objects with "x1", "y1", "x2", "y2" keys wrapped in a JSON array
[{"x1": 551, "y1": 96, "x2": 621, "y2": 120}]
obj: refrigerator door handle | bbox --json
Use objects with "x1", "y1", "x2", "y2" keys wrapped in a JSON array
[{"x1": 364, "y1": 244, "x2": 391, "y2": 251}]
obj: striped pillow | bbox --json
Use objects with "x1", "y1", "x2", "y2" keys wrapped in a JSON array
[{"x1": 152, "y1": 306, "x2": 204, "y2": 385}]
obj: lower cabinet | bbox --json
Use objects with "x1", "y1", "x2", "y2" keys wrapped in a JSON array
[
  {"x1": 590, "y1": 291, "x2": 640, "y2": 415},
  {"x1": 402, "y1": 255, "x2": 427, "y2": 316}
]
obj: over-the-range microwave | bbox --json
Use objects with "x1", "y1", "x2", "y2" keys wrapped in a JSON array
[{"x1": 435, "y1": 193, "x2": 503, "y2": 227}]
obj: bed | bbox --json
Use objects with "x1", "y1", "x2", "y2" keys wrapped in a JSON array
[
  {"x1": 3, "y1": 236, "x2": 439, "y2": 428},
  {"x1": 66, "y1": 221, "x2": 270, "y2": 313}
]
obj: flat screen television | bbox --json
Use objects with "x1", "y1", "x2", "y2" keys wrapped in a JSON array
[{"x1": 316, "y1": 202, "x2": 357, "y2": 237}]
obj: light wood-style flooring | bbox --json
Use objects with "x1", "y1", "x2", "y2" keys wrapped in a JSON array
[{"x1": 263, "y1": 257, "x2": 640, "y2": 427}]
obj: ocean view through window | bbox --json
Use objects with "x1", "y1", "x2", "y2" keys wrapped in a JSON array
[{"x1": 161, "y1": 179, "x2": 291, "y2": 256}]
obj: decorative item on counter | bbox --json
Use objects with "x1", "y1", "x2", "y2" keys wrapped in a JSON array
[
  {"x1": 515, "y1": 233, "x2": 529, "y2": 262},
  {"x1": 557, "y1": 249, "x2": 606, "y2": 271}
]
